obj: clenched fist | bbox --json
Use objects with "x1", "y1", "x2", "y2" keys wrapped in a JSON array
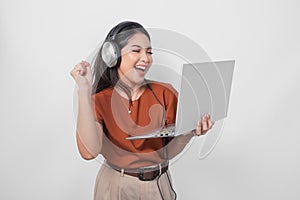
[{"x1": 70, "y1": 61, "x2": 93, "y2": 92}]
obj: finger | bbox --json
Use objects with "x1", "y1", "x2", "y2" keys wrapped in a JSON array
[
  {"x1": 70, "y1": 66, "x2": 80, "y2": 79},
  {"x1": 85, "y1": 63, "x2": 92, "y2": 74},
  {"x1": 207, "y1": 115, "x2": 213, "y2": 130},
  {"x1": 70, "y1": 63, "x2": 85, "y2": 80},
  {"x1": 208, "y1": 120, "x2": 213, "y2": 129},
  {"x1": 79, "y1": 64, "x2": 87, "y2": 76},
  {"x1": 206, "y1": 114, "x2": 212, "y2": 129},
  {"x1": 81, "y1": 61, "x2": 92, "y2": 77},
  {"x1": 195, "y1": 120, "x2": 202, "y2": 136},
  {"x1": 76, "y1": 63, "x2": 87, "y2": 76},
  {"x1": 81, "y1": 60, "x2": 90, "y2": 67},
  {"x1": 201, "y1": 114, "x2": 208, "y2": 133}
]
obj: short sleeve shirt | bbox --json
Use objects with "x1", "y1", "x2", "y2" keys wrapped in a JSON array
[{"x1": 92, "y1": 81, "x2": 178, "y2": 168}]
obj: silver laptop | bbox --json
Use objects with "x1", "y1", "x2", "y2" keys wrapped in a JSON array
[{"x1": 126, "y1": 60, "x2": 235, "y2": 140}]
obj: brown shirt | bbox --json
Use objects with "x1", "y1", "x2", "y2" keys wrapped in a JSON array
[{"x1": 92, "y1": 81, "x2": 178, "y2": 168}]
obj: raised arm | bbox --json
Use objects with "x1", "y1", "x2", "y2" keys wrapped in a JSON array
[{"x1": 71, "y1": 61, "x2": 103, "y2": 160}]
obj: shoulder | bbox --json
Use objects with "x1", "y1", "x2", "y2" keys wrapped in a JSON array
[
  {"x1": 92, "y1": 87, "x2": 114, "y2": 106},
  {"x1": 93, "y1": 87, "x2": 113, "y2": 99}
]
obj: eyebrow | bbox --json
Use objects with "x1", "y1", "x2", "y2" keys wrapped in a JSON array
[{"x1": 130, "y1": 45, "x2": 152, "y2": 49}]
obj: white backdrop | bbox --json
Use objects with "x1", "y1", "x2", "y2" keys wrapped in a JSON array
[{"x1": 1, "y1": 0, "x2": 299, "y2": 199}]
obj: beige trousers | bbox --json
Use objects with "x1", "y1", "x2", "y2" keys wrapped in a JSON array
[{"x1": 94, "y1": 164, "x2": 176, "y2": 200}]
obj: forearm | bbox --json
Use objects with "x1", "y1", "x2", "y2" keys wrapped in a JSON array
[
  {"x1": 165, "y1": 131, "x2": 194, "y2": 159},
  {"x1": 76, "y1": 90, "x2": 103, "y2": 158}
]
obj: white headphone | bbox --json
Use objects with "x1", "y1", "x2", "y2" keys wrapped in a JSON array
[{"x1": 101, "y1": 21, "x2": 134, "y2": 68}]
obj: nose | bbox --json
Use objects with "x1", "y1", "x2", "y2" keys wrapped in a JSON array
[{"x1": 140, "y1": 50, "x2": 150, "y2": 63}]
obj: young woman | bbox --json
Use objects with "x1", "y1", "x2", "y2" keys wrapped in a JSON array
[{"x1": 70, "y1": 21, "x2": 213, "y2": 200}]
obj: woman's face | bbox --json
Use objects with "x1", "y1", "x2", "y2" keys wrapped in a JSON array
[{"x1": 118, "y1": 32, "x2": 153, "y2": 88}]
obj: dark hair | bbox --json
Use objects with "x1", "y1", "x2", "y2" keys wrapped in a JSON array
[{"x1": 92, "y1": 21, "x2": 151, "y2": 96}]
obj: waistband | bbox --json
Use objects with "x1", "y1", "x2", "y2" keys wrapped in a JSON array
[{"x1": 106, "y1": 161, "x2": 169, "y2": 181}]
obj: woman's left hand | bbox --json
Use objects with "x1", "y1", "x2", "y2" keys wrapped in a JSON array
[{"x1": 194, "y1": 114, "x2": 214, "y2": 136}]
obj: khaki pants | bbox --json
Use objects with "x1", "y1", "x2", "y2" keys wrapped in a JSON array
[{"x1": 94, "y1": 163, "x2": 176, "y2": 200}]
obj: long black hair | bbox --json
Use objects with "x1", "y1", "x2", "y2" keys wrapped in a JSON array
[{"x1": 92, "y1": 21, "x2": 151, "y2": 97}]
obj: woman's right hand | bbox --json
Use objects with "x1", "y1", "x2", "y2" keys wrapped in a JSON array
[{"x1": 70, "y1": 61, "x2": 92, "y2": 92}]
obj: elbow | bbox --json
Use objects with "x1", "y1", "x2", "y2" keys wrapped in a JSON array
[
  {"x1": 79, "y1": 152, "x2": 96, "y2": 160},
  {"x1": 76, "y1": 132, "x2": 100, "y2": 161}
]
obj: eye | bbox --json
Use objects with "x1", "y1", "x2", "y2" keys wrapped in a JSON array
[{"x1": 131, "y1": 49, "x2": 153, "y2": 55}]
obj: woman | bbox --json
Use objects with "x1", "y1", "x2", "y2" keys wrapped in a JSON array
[{"x1": 70, "y1": 21, "x2": 213, "y2": 200}]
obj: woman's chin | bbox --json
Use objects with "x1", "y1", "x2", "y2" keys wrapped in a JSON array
[
  {"x1": 120, "y1": 77, "x2": 145, "y2": 88},
  {"x1": 133, "y1": 77, "x2": 146, "y2": 86}
]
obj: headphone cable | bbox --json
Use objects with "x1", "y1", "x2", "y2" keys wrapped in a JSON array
[
  {"x1": 145, "y1": 79, "x2": 177, "y2": 199},
  {"x1": 156, "y1": 171, "x2": 177, "y2": 200}
]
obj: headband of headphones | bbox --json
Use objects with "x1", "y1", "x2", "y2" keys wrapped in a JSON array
[{"x1": 106, "y1": 21, "x2": 139, "y2": 40}]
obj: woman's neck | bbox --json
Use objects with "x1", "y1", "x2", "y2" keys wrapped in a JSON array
[
  {"x1": 131, "y1": 85, "x2": 146, "y2": 101},
  {"x1": 115, "y1": 82, "x2": 146, "y2": 101}
]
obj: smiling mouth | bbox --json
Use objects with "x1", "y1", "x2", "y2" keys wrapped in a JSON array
[{"x1": 135, "y1": 65, "x2": 146, "y2": 72}]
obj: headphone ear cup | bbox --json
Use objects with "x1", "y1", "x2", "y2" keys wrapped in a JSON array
[{"x1": 101, "y1": 41, "x2": 120, "y2": 68}]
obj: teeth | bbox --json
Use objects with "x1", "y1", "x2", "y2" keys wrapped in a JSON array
[{"x1": 135, "y1": 65, "x2": 146, "y2": 70}]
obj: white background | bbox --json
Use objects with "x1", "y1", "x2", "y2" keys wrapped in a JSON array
[{"x1": 1, "y1": 0, "x2": 299, "y2": 199}]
